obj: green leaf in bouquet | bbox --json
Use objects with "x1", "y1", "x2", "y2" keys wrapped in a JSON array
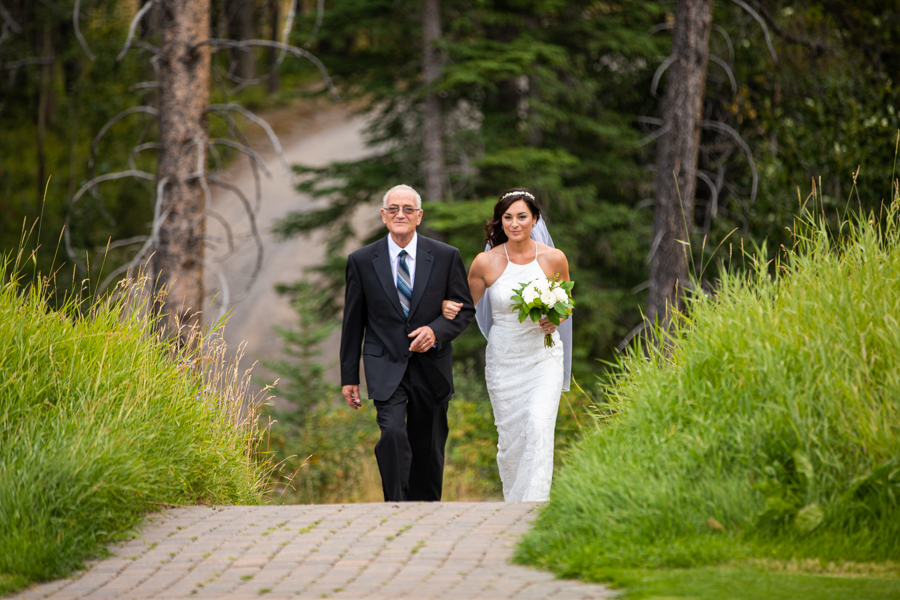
[
  {"x1": 529, "y1": 307, "x2": 542, "y2": 322},
  {"x1": 511, "y1": 294, "x2": 524, "y2": 304},
  {"x1": 518, "y1": 307, "x2": 527, "y2": 322},
  {"x1": 547, "y1": 312, "x2": 561, "y2": 326}
]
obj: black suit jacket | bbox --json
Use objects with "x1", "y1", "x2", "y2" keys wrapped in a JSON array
[{"x1": 340, "y1": 234, "x2": 476, "y2": 401}]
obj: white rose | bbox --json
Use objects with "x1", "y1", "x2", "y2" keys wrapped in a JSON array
[
  {"x1": 522, "y1": 286, "x2": 539, "y2": 304},
  {"x1": 540, "y1": 290, "x2": 556, "y2": 308},
  {"x1": 553, "y1": 287, "x2": 569, "y2": 304},
  {"x1": 536, "y1": 277, "x2": 552, "y2": 293}
]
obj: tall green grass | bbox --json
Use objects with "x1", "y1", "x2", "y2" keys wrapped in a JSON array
[
  {"x1": 517, "y1": 205, "x2": 900, "y2": 579},
  {"x1": 0, "y1": 259, "x2": 267, "y2": 586}
]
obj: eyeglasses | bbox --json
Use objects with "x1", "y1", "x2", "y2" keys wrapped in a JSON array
[{"x1": 384, "y1": 205, "x2": 420, "y2": 216}]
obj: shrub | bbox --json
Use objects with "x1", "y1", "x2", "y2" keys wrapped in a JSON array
[
  {"x1": 0, "y1": 264, "x2": 266, "y2": 585},
  {"x1": 517, "y1": 205, "x2": 900, "y2": 578}
]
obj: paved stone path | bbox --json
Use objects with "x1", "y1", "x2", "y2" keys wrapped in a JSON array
[{"x1": 15, "y1": 503, "x2": 614, "y2": 600}]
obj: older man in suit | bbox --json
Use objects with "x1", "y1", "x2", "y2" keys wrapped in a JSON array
[{"x1": 340, "y1": 184, "x2": 475, "y2": 502}]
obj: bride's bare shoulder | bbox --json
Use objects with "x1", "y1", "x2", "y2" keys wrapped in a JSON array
[{"x1": 471, "y1": 247, "x2": 506, "y2": 277}]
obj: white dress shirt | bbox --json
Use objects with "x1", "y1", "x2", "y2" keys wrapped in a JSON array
[{"x1": 387, "y1": 232, "x2": 418, "y2": 290}]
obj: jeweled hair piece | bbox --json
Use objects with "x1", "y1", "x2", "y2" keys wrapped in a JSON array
[{"x1": 500, "y1": 190, "x2": 535, "y2": 201}]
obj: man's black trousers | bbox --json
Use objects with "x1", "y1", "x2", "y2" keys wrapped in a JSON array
[{"x1": 372, "y1": 356, "x2": 449, "y2": 502}]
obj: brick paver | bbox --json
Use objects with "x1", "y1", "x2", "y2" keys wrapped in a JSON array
[{"x1": 13, "y1": 503, "x2": 614, "y2": 600}]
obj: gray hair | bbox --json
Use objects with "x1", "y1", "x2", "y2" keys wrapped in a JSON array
[{"x1": 382, "y1": 184, "x2": 422, "y2": 209}]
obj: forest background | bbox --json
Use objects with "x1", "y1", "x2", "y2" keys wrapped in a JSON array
[{"x1": 1, "y1": 0, "x2": 899, "y2": 502}]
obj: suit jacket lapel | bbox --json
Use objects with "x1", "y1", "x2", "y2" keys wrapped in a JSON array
[
  {"x1": 408, "y1": 238, "x2": 434, "y2": 319},
  {"x1": 373, "y1": 237, "x2": 406, "y2": 320}
]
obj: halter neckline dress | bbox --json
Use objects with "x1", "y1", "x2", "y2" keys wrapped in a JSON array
[{"x1": 485, "y1": 242, "x2": 564, "y2": 502}]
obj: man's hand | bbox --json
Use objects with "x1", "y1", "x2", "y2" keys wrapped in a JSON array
[
  {"x1": 342, "y1": 384, "x2": 362, "y2": 409},
  {"x1": 408, "y1": 325, "x2": 436, "y2": 353}
]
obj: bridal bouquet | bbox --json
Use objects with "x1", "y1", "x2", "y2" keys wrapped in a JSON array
[{"x1": 510, "y1": 275, "x2": 575, "y2": 348}]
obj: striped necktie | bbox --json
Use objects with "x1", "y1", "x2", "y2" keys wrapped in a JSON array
[{"x1": 397, "y1": 249, "x2": 412, "y2": 318}]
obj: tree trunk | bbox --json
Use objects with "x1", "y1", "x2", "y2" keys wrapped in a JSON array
[
  {"x1": 153, "y1": 0, "x2": 211, "y2": 332},
  {"x1": 647, "y1": 0, "x2": 713, "y2": 328},
  {"x1": 422, "y1": 0, "x2": 445, "y2": 201},
  {"x1": 228, "y1": 0, "x2": 255, "y2": 81}
]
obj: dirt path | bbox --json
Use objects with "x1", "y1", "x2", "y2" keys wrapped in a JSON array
[
  {"x1": 14, "y1": 503, "x2": 613, "y2": 600},
  {"x1": 202, "y1": 101, "x2": 380, "y2": 406}
]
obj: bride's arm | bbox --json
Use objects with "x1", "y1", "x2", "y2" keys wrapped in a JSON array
[
  {"x1": 538, "y1": 249, "x2": 571, "y2": 333},
  {"x1": 467, "y1": 254, "x2": 488, "y2": 306},
  {"x1": 441, "y1": 253, "x2": 487, "y2": 320}
]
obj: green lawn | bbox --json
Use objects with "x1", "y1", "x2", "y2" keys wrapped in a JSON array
[{"x1": 604, "y1": 568, "x2": 900, "y2": 600}]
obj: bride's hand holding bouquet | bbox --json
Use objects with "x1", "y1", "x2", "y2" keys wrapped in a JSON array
[{"x1": 510, "y1": 274, "x2": 574, "y2": 348}]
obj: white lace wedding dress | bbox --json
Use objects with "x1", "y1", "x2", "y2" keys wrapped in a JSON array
[{"x1": 485, "y1": 244, "x2": 564, "y2": 502}]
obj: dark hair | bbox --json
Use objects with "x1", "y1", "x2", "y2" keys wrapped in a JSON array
[{"x1": 484, "y1": 188, "x2": 541, "y2": 248}]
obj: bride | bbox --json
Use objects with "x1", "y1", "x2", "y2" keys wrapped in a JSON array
[{"x1": 443, "y1": 188, "x2": 572, "y2": 502}]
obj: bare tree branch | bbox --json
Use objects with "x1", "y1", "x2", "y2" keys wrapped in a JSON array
[
  {"x1": 651, "y1": 55, "x2": 676, "y2": 97},
  {"x1": 117, "y1": 0, "x2": 156, "y2": 62},
  {"x1": 193, "y1": 136, "x2": 213, "y2": 222},
  {"x1": 645, "y1": 228, "x2": 664, "y2": 264},
  {"x1": 73, "y1": 0, "x2": 95, "y2": 61},
  {"x1": 207, "y1": 103, "x2": 292, "y2": 179},
  {"x1": 617, "y1": 321, "x2": 650, "y2": 353},
  {"x1": 2, "y1": 56, "x2": 54, "y2": 69},
  {"x1": 712, "y1": 25, "x2": 734, "y2": 64},
  {"x1": 209, "y1": 109, "x2": 264, "y2": 211},
  {"x1": 129, "y1": 81, "x2": 160, "y2": 92},
  {"x1": 195, "y1": 39, "x2": 339, "y2": 99},
  {"x1": 65, "y1": 170, "x2": 156, "y2": 269},
  {"x1": 205, "y1": 210, "x2": 236, "y2": 258},
  {"x1": 207, "y1": 174, "x2": 264, "y2": 296},
  {"x1": 209, "y1": 137, "x2": 272, "y2": 178},
  {"x1": 197, "y1": 258, "x2": 231, "y2": 321},
  {"x1": 696, "y1": 170, "x2": 719, "y2": 220},
  {"x1": 745, "y1": 0, "x2": 826, "y2": 55},
  {"x1": 731, "y1": 0, "x2": 777, "y2": 62},
  {"x1": 708, "y1": 55, "x2": 737, "y2": 93},
  {"x1": 90, "y1": 106, "x2": 159, "y2": 172},
  {"x1": 127, "y1": 141, "x2": 160, "y2": 171},
  {"x1": 96, "y1": 236, "x2": 148, "y2": 253},
  {"x1": 638, "y1": 116, "x2": 664, "y2": 126},
  {"x1": 0, "y1": 2, "x2": 22, "y2": 33},
  {"x1": 638, "y1": 121, "x2": 671, "y2": 147},
  {"x1": 701, "y1": 119, "x2": 758, "y2": 203}
]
